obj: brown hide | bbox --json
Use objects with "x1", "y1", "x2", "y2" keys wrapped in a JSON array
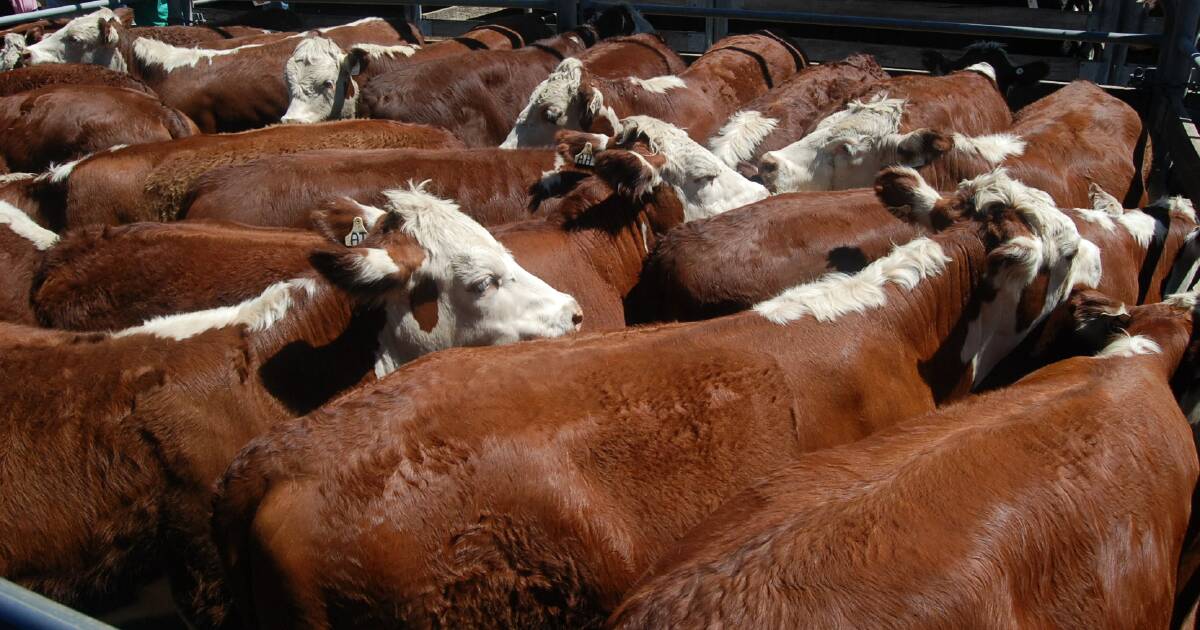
[
  {"x1": 0, "y1": 85, "x2": 196, "y2": 174},
  {"x1": 1001, "y1": 81, "x2": 1145, "y2": 208},
  {"x1": 0, "y1": 218, "x2": 43, "y2": 325},
  {"x1": 32, "y1": 221, "x2": 333, "y2": 331},
  {"x1": 0, "y1": 63, "x2": 155, "y2": 97},
  {"x1": 628, "y1": 189, "x2": 921, "y2": 323},
  {"x1": 183, "y1": 148, "x2": 557, "y2": 229},
  {"x1": 610, "y1": 302, "x2": 1197, "y2": 629},
  {"x1": 55, "y1": 120, "x2": 460, "y2": 231},
  {"x1": 360, "y1": 32, "x2": 679, "y2": 147}
]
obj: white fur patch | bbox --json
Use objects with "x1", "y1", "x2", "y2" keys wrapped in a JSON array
[
  {"x1": 113, "y1": 278, "x2": 319, "y2": 340},
  {"x1": 708, "y1": 110, "x2": 779, "y2": 168},
  {"x1": 1, "y1": 33, "x2": 25, "y2": 72},
  {"x1": 1166, "y1": 196, "x2": 1197, "y2": 223},
  {"x1": 627, "y1": 75, "x2": 686, "y2": 94},
  {"x1": 0, "y1": 172, "x2": 35, "y2": 185},
  {"x1": 353, "y1": 43, "x2": 418, "y2": 59},
  {"x1": 133, "y1": 38, "x2": 266, "y2": 72},
  {"x1": 754, "y1": 237, "x2": 950, "y2": 324},
  {"x1": 353, "y1": 247, "x2": 402, "y2": 283},
  {"x1": 617, "y1": 115, "x2": 768, "y2": 221},
  {"x1": 1167, "y1": 290, "x2": 1199, "y2": 310},
  {"x1": 1097, "y1": 333, "x2": 1162, "y2": 358},
  {"x1": 963, "y1": 62, "x2": 997, "y2": 83},
  {"x1": 318, "y1": 17, "x2": 383, "y2": 32},
  {"x1": 0, "y1": 201, "x2": 57, "y2": 250},
  {"x1": 1117, "y1": 210, "x2": 1157, "y2": 249},
  {"x1": 951, "y1": 132, "x2": 1025, "y2": 164},
  {"x1": 43, "y1": 155, "x2": 88, "y2": 183}
]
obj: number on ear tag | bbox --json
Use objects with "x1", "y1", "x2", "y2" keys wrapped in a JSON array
[
  {"x1": 344, "y1": 216, "x2": 368, "y2": 247},
  {"x1": 574, "y1": 142, "x2": 595, "y2": 167}
]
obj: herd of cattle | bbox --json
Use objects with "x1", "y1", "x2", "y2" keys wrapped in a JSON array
[{"x1": 2, "y1": 3, "x2": 1200, "y2": 628}]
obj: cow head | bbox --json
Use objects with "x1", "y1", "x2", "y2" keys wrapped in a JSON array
[
  {"x1": 23, "y1": 8, "x2": 126, "y2": 72},
  {"x1": 587, "y1": 116, "x2": 767, "y2": 222},
  {"x1": 310, "y1": 184, "x2": 582, "y2": 370},
  {"x1": 1, "y1": 33, "x2": 27, "y2": 71},
  {"x1": 281, "y1": 37, "x2": 416, "y2": 124},
  {"x1": 922, "y1": 42, "x2": 1049, "y2": 96},
  {"x1": 877, "y1": 166, "x2": 1101, "y2": 385},
  {"x1": 502, "y1": 58, "x2": 622, "y2": 148}
]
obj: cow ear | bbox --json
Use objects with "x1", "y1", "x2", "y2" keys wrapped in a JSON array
[
  {"x1": 594, "y1": 149, "x2": 663, "y2": 202},
  {"x1": 1068, "y1": 288, "x2": 1130, "y2": 351},
  {"x1": 25, "y1": 26, "x2": 44, "y2": 44},
  {"x1": 310, "y1": 197, "x2": 389, "y2": 245},
  {"x1": 309, "y1": 243, "x2": 424, "y2": 301},
  {"x1": 919, "y1": 49, "x2": 948, "y2": 75},
  {"x1": 98, "y1": 17, "x2": 119, "y2": 47},
  {"x1": 1014, "y1": 61, "x2": 1049, "y2": 85},
  {"x1": 875, "y1": 166, "x2": 958, "y2": 229},
  {"x1": 895, "y1": 129, "x2": 952, "y2": 167},
  {"x1": 345, "y1": 47, "x2": 368, "y2": 76}
]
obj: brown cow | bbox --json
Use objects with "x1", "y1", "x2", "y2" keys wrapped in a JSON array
[
  {"x1": 707, "y1": 54, "x2": 888, "y2": 177},
  {"x1": 31, "y1": 221, "x2": 332, "y2": 331},
  {"x1": 360, "y1": 7, "x2": 664, "y2": 146},
  {"x1": 183, "y1": 148, "x2": 559, "y2": 229},
  {"x1": 210, "y1": 167, "x2": 1097, "y2": 629},
  {"x1": 0, "y1": 62, "x2": 154, "y2": 96},
  {"x1": 0, "y1": 200, "x2": 57, "y2": 324},
  {"x1": 997, "y1": 80, "x2": 1147, "y2": 208},
  {"x1": 281, "y1": 17, "x2": 554, "y2": 124},
  {"x1": 0, "y1": 85, "x2": 196, "y2": 173},
  {"x1": 127, "y1": 24, "x2": 275, "y2": 48},
  {"x1": 759, "y1": 64, "x2": 1014, "y2": 193},
  {"x1": 502, "y1": 31, "x2": 802, "y2": 148},
  {"x1": 41, "y1": 119, "x2": 459, "y2": 231},
  {"x1": 609, "y1": 293, "x2": 1198, "y2": 630},
  {"x1": 0, "y1": 186, "x2": 579, "y2": 627},
  {"x1": 626, "y1": 188, "x2": 922, "y2": 323}
]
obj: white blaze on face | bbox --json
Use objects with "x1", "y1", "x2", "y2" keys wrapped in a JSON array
[
  {"x1": 617, "y1": 115, "x2": 768, "y2": 221},
  {"x1": 957, "y1": 169, "x2": 1098, "y2": 385},
  {"x1": 282, "y1": 37, "x2": 355, "y2": 124},
  {"x1": 502, "y1": 57, "x2": 589, "y2": 149},
  {"x1": 25, "y1": 8, "x2": 126, "y2": 71},
  {"x1": 1, "y1": 33, "x2": 26, "y2": 71},
  {"x1": 759, "y1": 95, "x2": 906, "y2": 193},
  {"x1": 371, "y1": 184, "x2": 582, "y2": 369}
]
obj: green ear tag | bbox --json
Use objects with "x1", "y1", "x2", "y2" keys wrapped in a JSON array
[
  {"x1": 345, "y1": 216, "x2": 368, "y2": 247},
  {"x1": 574, "y1": 142, "x2": 595, "y2": 167}
]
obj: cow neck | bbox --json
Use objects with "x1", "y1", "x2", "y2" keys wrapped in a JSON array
[
  {"x1": 743, "y1": 224, "x2": 989, "y2": 402},
  {"x1": 115, "y1": 29, "x2": 149, "y2": 81},
  {"x1": 572, "y1": 192, "x2": 667, "y2": 300},
  {"x1": 245, "y1": 276, "x2": 387, "y2": 416}
]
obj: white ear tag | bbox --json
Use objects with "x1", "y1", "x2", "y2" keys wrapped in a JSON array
[
  {"x1": 344, "y1": 216, "x2": 368, "y2": 246},
  {"x1": 574, "y1": 141, "x2": 595, "y2": 167}
]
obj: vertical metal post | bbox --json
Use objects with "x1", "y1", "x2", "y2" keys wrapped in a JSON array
[
  {"x1": 1147, "y1": 0, "x2": 1200, "y2": 197},
  {"x1": 556, "y1": 0, "x2": 576, "y2": 32}
]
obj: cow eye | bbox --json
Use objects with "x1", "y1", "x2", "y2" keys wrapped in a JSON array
[
  {"x1": 322, "y1": 80, "x2": 335, "y2": 91},
  {"x1": 470, "y1": 276, "x2": 499, "y2": 293}
]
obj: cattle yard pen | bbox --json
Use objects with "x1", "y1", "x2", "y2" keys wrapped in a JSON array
[{"x1": 0, "y1": 0, "x2": 1198, "y2": 626}]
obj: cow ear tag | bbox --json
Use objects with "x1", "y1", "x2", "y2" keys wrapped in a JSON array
[
  {"x1": 574, "y1": 142, "x2": 595, "y2": 167},
  {"x1": 345, "y1": 216, "x2": 368, "y2": 247}
]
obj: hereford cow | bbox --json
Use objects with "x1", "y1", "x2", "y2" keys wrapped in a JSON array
[
  {"x1": 360, "y1": 7, "x2": 664, "y2": 146},
  {"x1": 501, "y1": 31, "x2": 801, "y2": 148},
  {"x1": 42, "y1": 119, "x2": 460, "y2": 231},
  {"x1": 281, "y1": 18, "x2": 554, "y2": 124},
  {"x1": 21, "y1": 11, "x2": 421, "y2": 132},
  {"x1": 211, "y1": 167, "x2": 1098, "y2": 628},
  {"x1": 184, "y1": 116, "x2": 764, "y2": 230},
  {"x1": 995, "y1": 80, "x2": 1147, "y2": 208},
  {"x1": 707, "y1": 54, "x2": 888, "y2": 176},
  {"x1": 0, "y1": 85, "x2": 196, "y2": 174},
  {"x1": 0, "y1": 185, "x2": 579, "y2": 629},
  {"x1": 0, "y1": 63, "x2": 154, "y2": 96},
  {"x1": 126, "y1": 24, "x2": 276, "y2": 48},
  {"x1": 0, "y1": 201, "x2": 57, "y2": 324},
  {"x1": 609, "y1": 292, "x2": 1197, "y2": 630},
  {"x1": 922, "y1": 40, "x2": 1051, "y2": 97},
  {"x1": 758, "y1": 64, "x2": 1015, "y2": 193}
]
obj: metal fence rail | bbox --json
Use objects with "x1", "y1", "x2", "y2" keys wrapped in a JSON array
[{"x1": 0, "y1": 579, "x2": 115, "y2": 629}]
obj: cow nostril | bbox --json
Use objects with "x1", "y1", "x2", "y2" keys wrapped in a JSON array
[{"x1": 571, "y1": 308, "x2": 583, "y2": 327}]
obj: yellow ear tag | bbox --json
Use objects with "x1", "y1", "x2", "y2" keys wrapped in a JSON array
[
  {"x1": 345, "y1": 216, "x2": 368, "y2": 247},
  {"x1": 574, "y1": 141, "x2": 595, "y2": 167}
]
